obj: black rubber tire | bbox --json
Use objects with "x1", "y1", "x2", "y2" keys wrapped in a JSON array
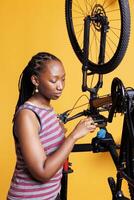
[
  {"x1": 126, "y1": 137, "x2": 134, "y2": 200},
  {"x1": 119, "y1": 107, "x2": 134, "y2": 199},
  {"x1": 65, "y1": 0, "x2": 131, "y2": 74},
  {"x1": 126, "y1": 108, "x2": 134, "y2": 199}
]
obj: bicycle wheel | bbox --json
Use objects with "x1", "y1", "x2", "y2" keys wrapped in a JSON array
[
  {"x1": 65, "y1": 0, "x2": 130, "y2": 74},
  {"x1": 127, "y1": 141, "x2": 134, "y2": 199},
  {"x1": 125, "y1": 107, "x2": 134, "y2": 199},
  {"x1": 119, "y1": 98, "x2": 134, "y2": 199}
]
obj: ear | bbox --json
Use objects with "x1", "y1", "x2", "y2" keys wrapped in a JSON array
[{"x1": 31, "y1": 75, "x2": 39, "y2": 86}]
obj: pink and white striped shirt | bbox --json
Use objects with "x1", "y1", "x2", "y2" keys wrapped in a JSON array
[{"x1": 8, "y1": 103, "x2": 65, "y2": 200}]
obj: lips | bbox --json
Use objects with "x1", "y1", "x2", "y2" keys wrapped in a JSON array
[{"x1": 55, "y1": 92, "x2": 62, "y2": 96}]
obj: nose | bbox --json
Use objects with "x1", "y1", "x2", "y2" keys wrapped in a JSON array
[{"x1": 56, "y1": 80, "x2": 64, "y2": 91}]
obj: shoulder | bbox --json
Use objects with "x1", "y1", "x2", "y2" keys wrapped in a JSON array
[
  {"x1": 14, "y1": 108, "x2": 40, "y2": 132},
  {"x1": 15, "y1": 108, "x2": 37, "y2": 121}
]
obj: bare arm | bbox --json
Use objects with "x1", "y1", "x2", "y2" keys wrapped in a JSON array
[{"x1": 15, "y1": 109, "x2": 96, "y2": 182}]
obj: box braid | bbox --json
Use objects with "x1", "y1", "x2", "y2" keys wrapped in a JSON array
[{"x1": 15, "y1": 52, "x2": 61, "y2": 112}]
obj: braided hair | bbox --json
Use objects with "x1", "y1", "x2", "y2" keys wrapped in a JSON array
[{"x1": 16, "y1": 52, "x2": 61, "y2": 111}]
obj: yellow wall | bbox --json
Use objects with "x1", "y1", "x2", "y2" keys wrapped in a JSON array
[{"x1": 0, "y1": 0, "x2": 134, "y2": 199}]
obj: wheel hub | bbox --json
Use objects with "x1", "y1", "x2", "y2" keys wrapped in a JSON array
[{"x1": 91, "y1": 4, "x2": 107, "y2": 31}]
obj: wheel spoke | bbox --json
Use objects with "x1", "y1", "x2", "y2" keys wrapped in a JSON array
[
  {"x1": 73, "y1": 0, "x2": 86, "y2": 16},
  {"x1": 109, "y1": 28, "x2": 120, "y2": 40},
  {"x1": 104, "y1": 0, "x2": 118, "y2": 10},
  {"x1": 107, "y1": 35, "x2": 117, "y2": 47},
  {"x1": 106, "y1": 8, "x2": 120, "y2": 13}
]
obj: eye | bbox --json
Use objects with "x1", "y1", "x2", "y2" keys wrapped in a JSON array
[{"x1": 50, "y1": 79, "x2": 57, "y2": 83}]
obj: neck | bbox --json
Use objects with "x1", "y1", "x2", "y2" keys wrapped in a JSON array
[{"x1": 28, "y1": 94, "x2": 51, "y2": 109}]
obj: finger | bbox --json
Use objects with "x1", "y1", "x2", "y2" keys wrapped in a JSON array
[
  {"x1": 85, "y1": 117, "x2": 93, "y2": 121},
  {"x1": 84, "y1": 123, "x2": 93, "y2": 129},
  {"x1": 85, "y1": 120, "x2": 96, "y2": 126}
]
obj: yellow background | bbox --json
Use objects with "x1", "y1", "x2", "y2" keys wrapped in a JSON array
[{"x1": 0, "y1": 0, "x2": 134, "y2": 199}]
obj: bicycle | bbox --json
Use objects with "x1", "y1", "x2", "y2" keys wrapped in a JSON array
[{"x1": 59, "y1": 0, "x2": 134, "y2": 199}]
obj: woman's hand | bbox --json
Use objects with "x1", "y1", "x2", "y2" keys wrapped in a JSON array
[{"x1": 71, "y1": 117, "x2": 97, "y2": 141}]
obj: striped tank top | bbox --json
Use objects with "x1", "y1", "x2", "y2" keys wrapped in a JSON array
[{"x1": 7, "y1": 102, "x2": 65, "y2": 200}]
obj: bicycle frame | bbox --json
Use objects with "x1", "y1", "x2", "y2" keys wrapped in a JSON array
[{"x1": 60, "y1": 9, "x2": 134, "y2": 200}]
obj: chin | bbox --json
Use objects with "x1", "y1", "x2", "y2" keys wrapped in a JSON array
[{"x1": 52, "y1": 96, "x2": 61, "y2": 100}]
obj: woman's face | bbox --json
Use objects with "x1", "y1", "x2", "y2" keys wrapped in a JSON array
[{"x1": 36, "y1": 60, "x2": 65, "y2": 101}]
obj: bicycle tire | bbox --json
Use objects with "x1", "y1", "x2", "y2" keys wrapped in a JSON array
[
  {"x1": 119, "y1": 104, "x2": 134, "y2": 199},
  {"x1": 125, "y1": 132, "x2": 134, "y2": 200},
  {"x1": 126, "y1": 108, "x2": 134, "y2": 200},
  {"x1": 65, "y1": 0, "x2": 131, "y2": 74}
]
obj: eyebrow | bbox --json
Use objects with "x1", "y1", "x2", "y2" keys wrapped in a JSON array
[{"x1": 50, "y1": 73, "x2": 66, "y2": 78}]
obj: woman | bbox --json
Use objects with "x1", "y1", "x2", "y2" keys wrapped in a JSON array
[{"x1": 7, "y1": 52, "x2": 96, "y2": 200}]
